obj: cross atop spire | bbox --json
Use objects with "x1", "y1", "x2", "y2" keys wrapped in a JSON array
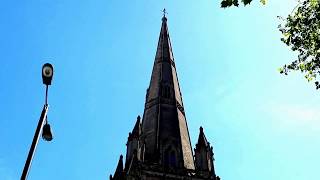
[{"x1": 162, "y1": 8, "x2": 167, "y2": 17}]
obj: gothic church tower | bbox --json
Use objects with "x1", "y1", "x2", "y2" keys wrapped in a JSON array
[{"x1": 110, "y1": 13, "x2": 220, "y2": 180}]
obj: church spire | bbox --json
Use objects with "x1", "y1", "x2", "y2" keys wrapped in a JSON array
[
  {"x1": 109, "y1": 11, "x2": 221, "y2": 179},
  {"x1": 141, "y1": 14, "x2": 195, "y2": 170}
]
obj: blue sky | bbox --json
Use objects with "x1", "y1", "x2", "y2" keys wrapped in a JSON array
[{"x1": 1, "y1": 0, "x2": 320, "y2": 179}]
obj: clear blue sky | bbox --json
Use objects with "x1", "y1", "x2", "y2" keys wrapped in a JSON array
[{"x1": 1, "y1": 0, "x2": 320, "y2": 179}]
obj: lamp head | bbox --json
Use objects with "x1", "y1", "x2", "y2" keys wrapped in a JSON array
[
  {"x1": 42, "y1": 63, "x2": 54, "y2": 85},
  {"x1": 42, "y1": 123, "x2": 53, "y2": 141}
]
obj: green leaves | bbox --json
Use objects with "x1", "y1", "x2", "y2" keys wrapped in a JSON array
[
  {"x1": 221, "y1": 0, "x2": 239, "y2": 8},
  {"x1": 310, "y1": 0, "x2": 319, "y2": 7},
  {"x1": 221, "y1": 0, "x2": 267, "y2": 8},
  {"x1": 279, "y1": 0, "x2": 320, "y2": 89},
  {"x1": 242, "y1": 0, "x2": 252, "y2": 6},
  {"x1": 234, "y1": 0, "x2": 240, "y2": 6},
  {"x1": 219, "y1": 0, "x2": 320, "y2": 89},
  {"x1": 260, "y1": 0, "x2": 267, "y2": 5},
  {"x1": 221, "y1": 0, "x2": 233, "y2": 7}
]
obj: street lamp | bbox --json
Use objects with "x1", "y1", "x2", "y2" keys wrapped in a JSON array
[
  {"x1": 21, "y1": 63, "x2": 54, "y2": 180},
  {"x1": 41, "y1": 63, "x2": 53, "y2": 141}
]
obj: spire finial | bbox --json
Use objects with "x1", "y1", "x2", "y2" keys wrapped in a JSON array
[{"x1": 162, "y1": 8, "x2": 167, "y2": 17}]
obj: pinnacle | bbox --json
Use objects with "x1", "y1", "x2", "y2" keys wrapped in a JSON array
[{"x1": 197, "y1": 126, "x2": 209, "y2": 148}]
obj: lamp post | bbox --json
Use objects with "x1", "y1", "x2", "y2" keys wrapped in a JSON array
[{"x1": 21, "y1": 63, "x2": 54, "y2": 180}]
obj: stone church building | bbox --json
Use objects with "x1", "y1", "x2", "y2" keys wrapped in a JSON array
[{"x1": 109, "y1": 14, "x2": 221, "y2": 180}]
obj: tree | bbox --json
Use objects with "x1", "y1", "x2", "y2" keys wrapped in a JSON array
[
  {"x1": 278, "y1": 0, "x2": 320, "y2": 89},
  {"x1": 220, "y1": 0, "x2": 267, "y2": 8},
  {"x1": 221, "y1": 0, "x2": 320, "y2": 89}
]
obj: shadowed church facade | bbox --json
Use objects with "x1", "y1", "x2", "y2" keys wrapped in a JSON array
[{"x1": 109, "y1": 14, "x2": 221, "y2": 180}]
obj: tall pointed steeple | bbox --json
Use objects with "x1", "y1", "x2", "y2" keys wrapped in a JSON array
[
  {"x1": 110, "y1": 12, "x2": 221, "y2": 180},
  {"x1": 141, "y1": 12, "x2": 195, "y2": 169}
]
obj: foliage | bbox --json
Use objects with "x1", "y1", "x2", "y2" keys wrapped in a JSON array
[
  {"x1": 220, "y1": 0, "x2": 267, "y2": 8},
  {"x1": 220, "y1": 0, "x2": 320, "y2": 89},
  {"x1": 278, "y1": 0, "x2": 320, "y2": 88}
]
